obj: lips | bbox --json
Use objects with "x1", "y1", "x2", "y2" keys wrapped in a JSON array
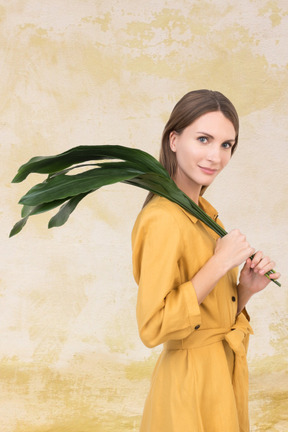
[{"x1": 199, "y1": 166, "x2": 217, "y2": 175}]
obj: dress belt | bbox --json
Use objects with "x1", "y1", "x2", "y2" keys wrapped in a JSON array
[{"x1": 164, "y1": 312, "x2": 254, "y2": 432}]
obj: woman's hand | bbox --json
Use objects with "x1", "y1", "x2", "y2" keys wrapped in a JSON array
[
  {"x1": 239, "y1": 251, "x2": 281, "y2": 294},
  {"x1": 214, "y1": 229, "x2": 255, "y2": 272},
  {"x1": 237, "y1": 251, "x2": 281, "y2": 313},
  {"x1": 191, "y1": 229, "x2": 254, "y2": 305}
]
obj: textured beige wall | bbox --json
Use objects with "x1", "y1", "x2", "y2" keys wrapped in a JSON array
[{"x1": 1, "y1": 1, "x2": 288, "y2": 431}]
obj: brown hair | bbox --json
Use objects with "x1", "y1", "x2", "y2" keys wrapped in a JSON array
[{"x1": 144, "y1": 89, "x2": 239, "y2": 206}]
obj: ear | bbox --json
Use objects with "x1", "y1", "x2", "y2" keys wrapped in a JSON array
[{"x1": 169, "y1": 131, "x2": 178, "y2": 152}]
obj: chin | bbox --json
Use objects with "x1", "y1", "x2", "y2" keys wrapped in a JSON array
[{"x1": 201, "y1": 179, "x2": 215, "y2": 187}]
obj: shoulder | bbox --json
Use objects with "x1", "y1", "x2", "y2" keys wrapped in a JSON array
[
  {"x1": 132, "y1": 196, "x2": 184, "y2": 242},
  {"x1": 134, "y1": 196, "x2": 184, "y2": 227}
]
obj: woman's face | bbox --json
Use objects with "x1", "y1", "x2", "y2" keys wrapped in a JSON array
[{"x1": 169, "y1": 111, "x2": 236, "y2": 201}]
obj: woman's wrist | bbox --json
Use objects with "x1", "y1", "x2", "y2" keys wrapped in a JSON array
[
  {"x1": 237, "y1": 283, "x2": 253, "y2": 314},
  {"x1": 211, "y1": 252, "x2": 232, "y2": 276}
]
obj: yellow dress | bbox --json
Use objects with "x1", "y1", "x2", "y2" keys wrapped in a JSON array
[{"x1": 132, "y1": 196, "x2": 253, "y2": 432}]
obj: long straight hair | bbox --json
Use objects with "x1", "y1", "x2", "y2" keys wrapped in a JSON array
[{"x1": 143, "y1": 89, "x2": 239, "y2": 206}]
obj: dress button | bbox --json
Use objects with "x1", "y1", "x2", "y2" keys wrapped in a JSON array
[
  {"x1": 232, "y1": 296, "x2": 236, "y2": 302},
  {"x1": 194, "y1": 325, "x2": 200, "y2": 330}
]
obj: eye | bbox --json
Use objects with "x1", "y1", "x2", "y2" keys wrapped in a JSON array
[
  {"x1": 198, "y1": 136, "x2": 208, "y2": 144},
  {"x1": 222, "y1": 142, "x2": 233, "y2": 149}
]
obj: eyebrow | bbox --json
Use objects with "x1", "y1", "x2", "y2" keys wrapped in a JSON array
[{"x1": 196, "y1": 131, "x2": 236, "y2": 143}]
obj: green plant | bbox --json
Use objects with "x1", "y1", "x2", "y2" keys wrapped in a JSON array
[{"x1": 10, "y1": 145, "x2": 280, "y2": 286}]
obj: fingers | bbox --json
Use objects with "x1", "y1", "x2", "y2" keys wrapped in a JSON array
[
  {"x1": 250, "y1": 251, "x2": 278, "y2": 277},
  {"x1": 250, "y1": 251, "x2": 263, "y2": 268},
  {"x1": 268, "y1": 271, "x2": 281, "y2": 280},
  {"x1": 217, "y1": 230, "x2": 278, "y2": 275}
]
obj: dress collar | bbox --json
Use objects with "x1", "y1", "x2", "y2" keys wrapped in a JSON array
[{"x1": 180, "y1": 195, "x2": 219, "y2": 224}]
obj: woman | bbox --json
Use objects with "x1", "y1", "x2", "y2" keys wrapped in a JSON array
[{"x1": 131, "y1": 90, "x2": 280, "y2": 432}]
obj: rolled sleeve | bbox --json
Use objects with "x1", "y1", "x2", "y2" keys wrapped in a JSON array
[
  {"x1": 132, "y1": 202, "x2": 202, "y2": 348},
  {"x1": 182, "y1": 281, "x2": 202, "y2": 329}
]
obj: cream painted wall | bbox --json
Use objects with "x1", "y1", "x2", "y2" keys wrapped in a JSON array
[{"x1": 1, "y1": 1, "x2": 287, "y2": 431}]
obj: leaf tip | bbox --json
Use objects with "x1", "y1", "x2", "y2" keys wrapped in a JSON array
[
  {"x1": 9, "y1": 226, "x2": 19, "y2": 238},
  {"x1": 11, "y1": 173, "x2": 24, "y2": 183},
  {"x1": 9, "y1": 216, "x2": 29, "y2": 238}
]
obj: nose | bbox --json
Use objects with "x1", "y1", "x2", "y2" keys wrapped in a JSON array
[{"x1": 207, "y1": 143, "x2": 221, "y2": 163}]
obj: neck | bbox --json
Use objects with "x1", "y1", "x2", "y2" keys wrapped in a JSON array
[
  {"x1": 184, "y1": 189, "x2": 201, "y2": 205},
  {"x1": 173, "y1": 175, "x2": 201, "y2": 205}
]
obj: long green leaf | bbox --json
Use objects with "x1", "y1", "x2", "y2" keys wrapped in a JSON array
[
  {"x1": 19, "y1": 166, "x2": 142, "y2": 206},
  {"x1": 47, "y1": 161, "x2": 143, "y2": 179},
  {"x1": 12, "y1": 145, "x2": 169, "y2": 183},
  {"x1": 21, "y1": 198, "x2": 70, "y2": 217},
  {"x1": 10, "y1": 198, "x2": 72, "y2": 237},
  {"x1": 48, "y1": 192, "x2": 90, "y2": 228}
]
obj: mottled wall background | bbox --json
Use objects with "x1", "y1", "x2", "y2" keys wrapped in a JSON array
[{"x1": 1, "y1": 1, "x2": 287, "y2": 431}]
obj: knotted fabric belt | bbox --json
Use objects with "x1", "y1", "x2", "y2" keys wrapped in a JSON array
[{"x1": 164, "y1": 312, "x2": 254, "y2": 432}]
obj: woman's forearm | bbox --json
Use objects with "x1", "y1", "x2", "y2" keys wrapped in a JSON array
[{"x1": 191, "y1": 254, "x2": 230, "y2": 304}]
